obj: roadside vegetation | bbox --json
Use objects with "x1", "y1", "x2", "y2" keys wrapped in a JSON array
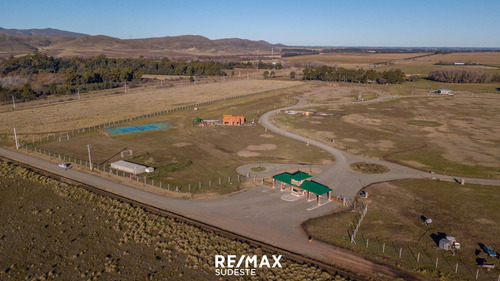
[{"x1": 0, "y1": 160, "x2": 341, "y2": 280}]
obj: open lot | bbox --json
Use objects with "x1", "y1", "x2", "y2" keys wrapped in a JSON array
[
  {"x1": 39, "y1": 87, "x2": 334, "y2": 194},
  {"x1": 303, "y1": 179, "x2": 500, "y2": 279},
  {"x1": 0, "y1": 79, "x2": 301, "y2": 136},
  {"x1": 274, "y1": 84, "x2": 500, "y2": 178},
  {"x1": 0, "y1": 160, "x2": 338, "y2": 281}
]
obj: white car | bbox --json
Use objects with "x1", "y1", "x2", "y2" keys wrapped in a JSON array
[{"x1": 58, "y1": 163, "x2": 69, "y2": 168}]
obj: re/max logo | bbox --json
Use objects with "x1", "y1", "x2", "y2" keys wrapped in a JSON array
[
  {"x1": 215, "y1": 255, "x2": 282, "y2": 268},
  {"x1": 214, "y1": 255, "x2": 282, "y2": 276}
]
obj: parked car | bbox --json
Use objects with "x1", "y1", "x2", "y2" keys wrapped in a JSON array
[
  {"x1": 58, "y1": 163, "x2": 69, "y2": 169},
  {"x1": 484, "y1": 246, "x2": 497, "y2": 257}
]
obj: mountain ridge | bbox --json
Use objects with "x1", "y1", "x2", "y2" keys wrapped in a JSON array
[{"x1": 0, "y1": 27, "x2": 284, "y2": 58}]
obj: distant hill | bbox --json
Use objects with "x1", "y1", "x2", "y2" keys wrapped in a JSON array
[
  {"x1": 48, "y1": 34, "x2": 282, "y2": 56},
  {"x1": 0, "y1": 28, "x2": 283, "y2": 58},
  {"x1": 0, "y1": 27, "x2": 88, "y2": 38}
]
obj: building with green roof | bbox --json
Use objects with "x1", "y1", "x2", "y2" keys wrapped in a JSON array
[{"x1": 272, "y1": 171, "x2": 332, "y2": 204}]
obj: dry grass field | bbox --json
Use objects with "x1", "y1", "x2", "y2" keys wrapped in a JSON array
[
  {"x1": 274, "y1": 84, "x2": 500, "y2": 178},
  {"x1": 38, "y1": 88, "x2": 333, "y2": 193},
  {"x1": 285, "y1": 52, "x2": 500, "y2": 76},
  {"x1": 303, "y1": 179, "x2": 500, "y2": 280},
  {"x1": 285, "y1": 53, "x2": 427, "y2": 68},
  {"x1": 376, "y1": 52, "x2": 500, "y2": 75},
  {"x1": 0, "y1": 79, "x2": 302, "y2": 136},
  {"x1": 0, "y1": 161, "x2": 339, "y2": 280}
]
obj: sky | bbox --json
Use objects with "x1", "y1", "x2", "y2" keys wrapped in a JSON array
[{"x1": 1, "y1": 0, "x2": 499, "y2": 47}]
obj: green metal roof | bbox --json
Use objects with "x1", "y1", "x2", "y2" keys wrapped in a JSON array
[
  {"x1": 299, "y1": 180, "x2": 332, "y2": 195},
  {"x1": 273, "y1": 173, "x2": 292, "y2": 185},
  {"x1": 290, "y1": 171, "x2": 312, "y2": 181},
  {"x1": 273, "y1": 172, "x2": 331, "y2": 195}
]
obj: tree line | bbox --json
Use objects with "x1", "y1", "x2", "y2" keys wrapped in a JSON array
[
  {"x1": 0, "y1": 52, "x2": 244, "y2": 102},
  {"x1": 428, "y1": 67, "x2": 498, "y2": 83},
  {"x1": 302, "y1": 66, "x2": 406, "y2": 84}
]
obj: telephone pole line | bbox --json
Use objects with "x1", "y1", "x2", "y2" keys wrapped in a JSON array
[{"x1": 86, "y1": 144, "x2": 93, "y2": 170}]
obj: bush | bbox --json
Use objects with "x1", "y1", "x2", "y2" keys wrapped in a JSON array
[{"x1": 428, "y1": 68, "x2": 491, "y2": 83}]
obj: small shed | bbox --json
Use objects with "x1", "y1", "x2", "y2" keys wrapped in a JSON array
[
  {"x1": 439, "y1": 238, "x2": 452, "y2": 250},
  {"x1": 111, "y1": 160, "x2": 148, "y2": 175},
  {"x1": 437, "y1": 88, "x2": 452, "y2": 95}
]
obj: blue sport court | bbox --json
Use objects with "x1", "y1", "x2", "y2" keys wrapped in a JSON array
[{"x1": 106, "y1": 123, "x2": 171, "y2": 135}]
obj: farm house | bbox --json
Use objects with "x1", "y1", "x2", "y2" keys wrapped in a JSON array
[
  {"x1": 110, "y1": 160, "x2": 154, "y2": 175},
  {"x1": 223, "y1": 115, "x2": 245, "y2": 126},
  {"x1": 272, "y1": 171, "x2": 333, "y2": 204}
]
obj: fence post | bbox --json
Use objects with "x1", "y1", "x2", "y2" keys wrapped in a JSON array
[
  {"x1": 209, "y1": 180, "x2": 211, "y2": 187},
  {"x1": 417, "y1": 252, "x2": 420, "y2": 263},
  {"x1": 475, "y1": 269, "x2": 479, "y2": 280},
  {"x1": 455, "y1": 263, "x2": 458, "y2": 274},
  {"x1": 399, "y1": 248, "x2": 402, "y2": 258},
  {"x1": 382, "y1": 243, "x2": 385, "y2": 253},
  {"x1": 366, "y1": 239, "x2": 369, "y2": 248},
  {"x1": 435, "y1": 257, "x2": 438, "y2": 268},
  {"x1": 160, "y1": 182, "x2": 162, "y2": 188}
]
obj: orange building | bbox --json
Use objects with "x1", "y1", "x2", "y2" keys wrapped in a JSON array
[{"x1": 223, "y1": 115, "x2": 245, "y2": 126}]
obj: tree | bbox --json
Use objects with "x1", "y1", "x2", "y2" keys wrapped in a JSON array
[
  {"x1": 289, "y1": 71, "x2": 296, "y2": 79},
  {"x1": 21, "y1": 83, "x2": 36, "y2": 100},
  {"x1": 263, "y1": 71, "x2": 269, "y2": 78},
  {"x1": 270, "y1": 71, "x2": 275, "y2": 78},
  {"x1": 48, "y1": 83, "x2": 57, "y2": 95},
  {"x1": 189, "y1": 76, "x2": 194, "y2": 82}
]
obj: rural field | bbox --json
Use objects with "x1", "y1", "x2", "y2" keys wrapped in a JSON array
[
  {"x1": 284, "y1": 52, "x2": 500, "y2": 76},
  {"x1": 37, "y1": 85, "x2": 334, "y2": 194},
  {"x1": 0, "y1": 160, "x2": 340, "y2": 280},
  {"x1": 303, "y1": 179, "x2": 500, "y2": 280},
  {"x1": 285, "y1": 52, "x2": 429, "y2": 68},
  {"x1": 0, "y1": 79, "x2": 301, "y2": 136},
  {"x1": 274, "y1": 83, "x2": 500, "y2": 178}
]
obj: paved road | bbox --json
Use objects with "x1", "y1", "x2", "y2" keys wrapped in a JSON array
[
  {"x1": 0, "y1": 147, "x2": 426, "y2": 280},
  {"x1": 257, "y1": 97, "x2": 500, "y2": 199},
  {"x1": 2, "y1": 94, "x2": 499, "y2": 280}
]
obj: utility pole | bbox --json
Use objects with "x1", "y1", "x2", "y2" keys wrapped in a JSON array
[
  {"x1": 14, "y1": 127, "x2": 19, "y2": 149},
  {"x1": 86, "y1": 144, "x2": 93, "y2": 170},
  {"x1": 12, "y1": 95, "x2": 16, "y2": 109}
]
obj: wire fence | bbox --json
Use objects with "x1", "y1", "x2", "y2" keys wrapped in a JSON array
[
  {"x1": 18, "y1": 145, "x2": 264, "y2": 194},
  {"x1": 345, "y1": 205, "x2": 500, "y2": 281},
  {"x1": 12, "y1": 84, "x2": 297, "y2": 148},
  {"x1": 350, "y1": 234, "x2": 499, "y2": 280}
]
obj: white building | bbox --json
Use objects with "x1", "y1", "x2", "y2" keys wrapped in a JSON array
[
  {"x1": 110, "y1": 160, "x2": 153, "y2": 174},
  {"x1": 437, "y1": 88, "x2": 452, "y2": 95}
]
